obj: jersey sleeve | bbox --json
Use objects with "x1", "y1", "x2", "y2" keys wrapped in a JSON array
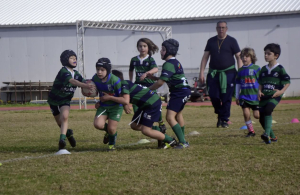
[
  {"x1": 204, "y1": 39, "x2": 211, "y2": 52},
  {"x1": 121, "y1": 81, "x2": 130, "y2": 94},
  {"x1": 280, "y1": 66, "x2": 291, "y2": 85},
  {"x1": 231, "y1": 37, "x2": 241, "y2": 54},
  {"x1": 75, "y1": 71, "x2": 84, "y2": 82},
  {"x1": 61, "y1": 71, "x2": 73, "y2": 85},
  {"x1": 159, "y1": 62, "x2": 175, "y2": 82},
  {"x1": 129, "y1": 58, "x2": 134, "y2": 71},
  {"x1": 114, "y1": 78, "x2": 122, "y2": 97},
  {"x1": 255, "y1": 67, "x2": 261, "y2": 81}
]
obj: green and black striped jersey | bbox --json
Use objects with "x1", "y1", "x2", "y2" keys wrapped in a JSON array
[
  {"x1": 258, "y1": 64, "x2": 290, "y2": 97},
  {"x1": 159, "y1": 58, "x2": 190, "y2": 92},
  {"x1": 129, "y1": 55, "x2": 158, "y2": 87},
  {"x1": 121, "y1": 80, "x2": 160, "y2": 109},
  {"x1": 48, "y1": 67, "x2": 83, "y2": 106}
]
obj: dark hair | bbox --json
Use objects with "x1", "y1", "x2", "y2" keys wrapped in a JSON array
[
  {"x1": 264, "y1": 43, "x2": 281, "y2": 59},
  {"x1": 112, "y1": 70, "x2": 124, "y2": 80},
  {"x1": 137, "y1": 38, "x2": 159, "y2": 56},
  {"x1": 217, "y1": 21, "x2": 227, "y2": 26},
  {"x1": 240, "y1": 47, "x2": 257, "y2": 64}
]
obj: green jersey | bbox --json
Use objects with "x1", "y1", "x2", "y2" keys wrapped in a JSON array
[
  {"x1": 129, "y1": 55, "x2": 158, "y2": 87},
  {"x1": 159, "y1": 58, "x2": 190, "y2": 92},
  {"x1": 258, "y1": 64, "x2": 290, "y2": 106},
  {"x1": 48, "y1": 67, "x2": 84, "y2": 106},
  {"x1": 92, "y1": 73, "x2": 122, "y2": 108},
  {"x1": 121, "y1": 80, "x2": 160, "y2": 109}
]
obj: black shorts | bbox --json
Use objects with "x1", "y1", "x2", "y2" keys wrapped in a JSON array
[
  {"x1": 239, "y1": 100, "x2": 259, "y2": 111},
  {"x1": 49, "y1": 103, "x2": 70, "y2": 116}
]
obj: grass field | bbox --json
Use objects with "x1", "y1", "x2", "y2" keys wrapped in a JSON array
[{"x1": 0, "y1": 103, "x2": 300, "y2": 194}]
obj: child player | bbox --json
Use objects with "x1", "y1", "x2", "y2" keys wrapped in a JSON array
[
  {"x1": 93, "y1": 58, "x2": 123, "y2": 151},
  {"x1": 148, "y1": 39, "x2": 191, "y2": 149},
  {"x1": 129, "y1": 38, "x2": 167, "y2": 147},
  {"x1": 48, "y1": 50, "x2": 93, "y2": 151},
  {"x1": 235, "y1": 48, "x2": 260, "y2": 137},
  {"x1": 258, "y1": 43, "x2": 290, "y2": 144},
  {"x1": 101, "y1": 70, "x2": 177, "y2": 149}
]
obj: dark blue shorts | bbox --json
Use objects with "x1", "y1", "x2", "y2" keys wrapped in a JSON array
[
  {"x1": 132, "y1": 100, "x2": 161, "y2": 128},
  {"x1": 49, "y1": 103, "x2": 70, "y2": 116},
  {"x1": 239, "y1": 99, "x2": 259, "y2": 111},
  {"x1": 167, "y1": 89, "x2": 191, "y2": 113}
]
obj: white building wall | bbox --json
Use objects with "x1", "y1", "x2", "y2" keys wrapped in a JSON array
[{"x1": 0, "y1": 14, "x2": 299, "y2": 101}]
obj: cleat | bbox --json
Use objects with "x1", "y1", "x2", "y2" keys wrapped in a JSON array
[
  {"x1": 270, "y1": 136, "x2": 278, "y2": 142},
  {"x1": 261, "y1": 133, "x2": 271, "y2": 144},
  {"x1": 58, "y1": 139, "x2": 66, "y2": 150},
  {"x1": 246, "y1": 132, "x2": 256, "y2": 137},
  {"x1": 67, "y1": 129, "x2": 76, "y2": 147},
  {"x1": 159, "y1": 138, "x2": 177, "y2": 149},
  {"x1": 107, "y1": 145, "x2": 116, "y2": 152},
  {"x1": 103, "y1": 133, "x2": 109, "y2": 144},
  {"x1": 174, "y1": 142, "x2": 190, "y2": 149},
  {"x1": 217, "y1": 118, "x2": 221, "y2": 128},
  {"x1": 221, "y1": 121, "x2": 229, "y2": 128},
  {"x1": 157, "y1": 125, "x2": 167, "y2": 148}
]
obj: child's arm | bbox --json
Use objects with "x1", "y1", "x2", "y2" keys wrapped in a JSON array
[
  {"x1": 149, "y1": 79, "x2": 165, "y2": 91},
  {"x1": 129, "y1": 71, "x2": 134, "y2": 82},
  {"x1": 100, "y1": 92, "x2": 130, "y2": 105},
  {"x1": 235, "y1": 84, "x2": 241, "y2": 105},
  {"x1": 258, "y1": 84, "x2": 264, "y2": 101},
  {"x1": 140, "y1": 67, "x2": 159, "y2": 81},
  {"x1": 272, "y1": 83, "x2": 290, "y2": 98},
  {"x1": 69, "y1": 78, "x2": 93, "y2": 89}
]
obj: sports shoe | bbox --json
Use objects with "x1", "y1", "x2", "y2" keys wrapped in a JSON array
[
  {"x1": 221, "y1": 121, "x2": 229, "y2": 128},
  {"x1": 159, "y1": 138, "x2": 177, "y2": 149},
  {"x1": 66, "y1": 129, "x2": 76, "y2": 147},
  {"x1": 217, "y1": 118, "x2": 221, "y2": 128},
  {"x1": 270, "y1": 136, "x2": 278, "y2": 142},
  {"x1": 246, "y1": 132, "x2": 256, "y2": 137},
  {"x1": 107, "y1": 145, "x2": 116, "y2": 152},
  {"x1": 103, "y1": 133, "x2": 109, "y2": 144},
  {"x1": 261, "y1": 133, "x2": 271, "y2": 144},
  {"x1": 58, "y1": 139, "x2": 66, "y2": 150},
  {"x1": 174, "y1": 142, "x2": 190, "y2": 149},
  {"x1": 157, "y1": 125, "x2": 167, "y2": 148}
]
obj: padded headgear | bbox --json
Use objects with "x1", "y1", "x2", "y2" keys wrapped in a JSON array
[
  {"x1": 60, "y1": 50, "x2": 77, "y2": 68},
  {"x1": 162, "y1": 39, "x2": 179, "y2": 60},
  {"x1": 96, "y1": 58, "x2": 112, "y2": 78}
]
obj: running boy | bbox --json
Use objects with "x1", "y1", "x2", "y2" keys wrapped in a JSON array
[
  {"x1": 93, "y1": 58, "x2": 123, "y2": 151},
  {"x1": 148, "y1": 39, "x2": 191, "y2": 149},
  {"x1": 100, "y1": 70, "x2": 177, "y2": 149},
  {"x1": 258, "y1": 43, "x2": 290, "y2": 144},
  {"x1": 235, "y1": 48, "x2": 260, "y2": 137},
  {"x1": 48, "y1": 50, "x2": 93, "y2": 150},
  {"x1": 129, "y1": 38, "x2": 167, "y2": 145}
]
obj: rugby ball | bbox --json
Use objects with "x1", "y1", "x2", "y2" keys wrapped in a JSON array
[{"x1": 81, "y1": 79, "x2": 98, "y2": 97}]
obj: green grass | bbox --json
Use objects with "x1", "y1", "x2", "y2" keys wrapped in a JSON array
[{"x1": 0, "y1": 104, "x2": 300, "y2": 194}]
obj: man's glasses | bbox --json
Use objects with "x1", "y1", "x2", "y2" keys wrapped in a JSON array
[{"x1": 217, "y1": 27, "x2": 227, "y2": 29}]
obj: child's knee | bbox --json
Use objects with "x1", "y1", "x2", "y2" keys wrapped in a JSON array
[
  {"x1": 94, "y1": 122, "x2": 104, "y2": 130},
  {"x1": 130, "y1": 123, "x2": 139, "y2": 130}
]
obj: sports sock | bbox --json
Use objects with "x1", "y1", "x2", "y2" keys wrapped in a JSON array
[
  {"x1": 108, "y1": 132, "x2": 117, "y2": 145},
  {"x1": 172, "y1": 123, "x2": 186, "y2": 143},
  {"x1": 66, "y1": 129, "x2": 72, "y2": 137},
  {"x1": 270, "y1": 129, "x2": 276, "y2": 139},
  {"x1": 159, "y1": 114, "x2": 164, "y2": 126},
  {"x1": 264, "y1": 115, "x2": 272, "y2": 136},
  {"x1": 60, "y1": 134, "x2": 66, "y2": 140},
  {"x1": 152, "y1": 126, "x2": 160, "y2": 131},
  {"x1": 181, "y1": 126, "x2": 185, "y2": 135},
  {"x1": 245, "y1": 120, "x2": 254, "y2": 133},
  {"x1": 163, "y1": 134, "x2": 173, "y2": 142}
]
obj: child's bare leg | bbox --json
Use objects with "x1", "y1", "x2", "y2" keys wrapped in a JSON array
[
  {"x1": 59, "y1": 106, "x2": 70, "y2": 135},
  {"x1": 253, "y1": 110, "x2": 260, "y2": 119},
  {"x1": 166, "y1": 109, "x2": 186, "y2": 143},
  {"x1": 243, "y1": 107, "x2": 255, "y2": 133},
  {"x1": 94, "y1": 115, "x2": 107, "y2": 130}
]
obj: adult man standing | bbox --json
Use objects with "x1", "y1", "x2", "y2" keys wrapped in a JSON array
[{"x1": 199, "y1": 21, "x2": 242, "y2": 128}]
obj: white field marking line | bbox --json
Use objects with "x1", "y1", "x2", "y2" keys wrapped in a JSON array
[{"x1": 0, "y1": 141, "x2": 151, "y2": 164}]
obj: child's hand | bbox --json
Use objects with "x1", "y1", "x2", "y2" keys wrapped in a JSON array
[
  {"x1": 146, "y1": 74, "x2": 157, "y2": 80},
  {"x1": 236, "y1": 99, "x2": 239, "y2": 105},
  {"x1": 272, "y1": 89, "x2": 282, "y2": 98},
  {"x1": 258, "y1": 90, "x2": 264, "y2": 101},
  {"x1": 123, "y1": 105, "x2": 131, "y2": 114},
  {"x1": 100, "y1": 92, "x2": 111, "y2": 102},
  {"x1": 139, "y1": 72, "x2": 148, "y2": 81},
  {"x1": 95, "y1": 101, "x2": 100, "y2": 109}
]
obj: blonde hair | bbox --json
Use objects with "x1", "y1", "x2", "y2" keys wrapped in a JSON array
[{"x1": 240, "y1": 47, "x2": 257, "y2": 64}]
